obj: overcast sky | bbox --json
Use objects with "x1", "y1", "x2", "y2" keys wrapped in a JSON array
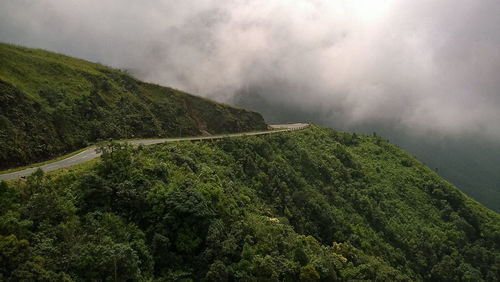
[{"x1": 1, "y1": 0, "x2": 499, "y2": 140}]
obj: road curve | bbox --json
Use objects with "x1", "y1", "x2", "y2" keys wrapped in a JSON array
[{"x1": 0, "y1": 123, "x2": 309, "y2": 180}]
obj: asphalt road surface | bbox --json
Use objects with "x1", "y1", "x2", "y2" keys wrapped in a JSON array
[{"x1": 0, "y1": 123, "x2": 309, "y2": 180}]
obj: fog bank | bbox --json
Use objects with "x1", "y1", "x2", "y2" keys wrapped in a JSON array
[{"x1": 1, "y1": 0, "x2": 499, "y2": 140}]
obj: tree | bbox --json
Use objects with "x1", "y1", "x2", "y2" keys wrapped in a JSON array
[
  {"x1": 0, "y1": 235, "x2": 61, "y2": 281},
  {"x1": 300, "y1": 264, "x2": 320, "y2": 281}
]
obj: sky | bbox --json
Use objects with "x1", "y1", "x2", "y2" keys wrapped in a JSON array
[{"x1": 1, "y1": 0, "x2": 499, "y2": 140}]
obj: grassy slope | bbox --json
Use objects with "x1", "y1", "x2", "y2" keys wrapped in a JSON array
[
  {"x1": 1, "y1": 126, "x2": 498, "y2": 281},
  {"x1": 0, "y1": 43, "x2": 267, "y2": 169}
]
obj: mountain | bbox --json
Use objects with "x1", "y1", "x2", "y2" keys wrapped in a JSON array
[
  {"x1": 1, "y1": 126, "x2": 499, "y2": 281},
  {"x1": 0, "y1": 43, "x2": 267, "y2": 170},
  {"x1": 0, "y1": 43, "x2": 498, "y2": 281},
  {"x1": 233, "y1": 88, "x2": 500, "y2": 212}
]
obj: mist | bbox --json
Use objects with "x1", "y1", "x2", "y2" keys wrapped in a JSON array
[{"x1": 1, "y1": 0, "x2": 499, "y2": 140}]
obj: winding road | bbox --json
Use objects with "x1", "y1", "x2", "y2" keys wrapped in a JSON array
[{"x1": 0, "y1": 123, "x2": 309, "y2": 181}]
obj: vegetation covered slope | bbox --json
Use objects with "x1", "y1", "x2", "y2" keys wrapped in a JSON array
[
  {"x1": 0, "y1": 43, "x2": 267, "y2": 169},
  {"x1": 1, "y1": 126, "x2": 498, "y2": 281},
  {"x1": 234, "y1": 89, "x2": 500, "y2": 213}
]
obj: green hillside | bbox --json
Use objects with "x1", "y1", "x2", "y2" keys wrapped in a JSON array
[
  {"x1": 0, "y1": 43, "x2": 267, "y2": 169},
  {"x1": 1, "y1": 126, "x2": 498, "y2": 281},
  {"x1": 234, "y1": 89, "x2": 500, "y2": 213}
]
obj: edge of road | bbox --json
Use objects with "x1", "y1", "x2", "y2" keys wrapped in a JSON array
[{"x1": 0, "y1": 123, "x2": 309, "y2": 181}]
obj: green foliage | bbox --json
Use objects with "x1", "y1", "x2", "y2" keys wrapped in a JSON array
[
  {"x1": 0, "y1": 126, "x2": 499, "y2": 281},
  {"x1": 299, "y1": 264, "x2": 320, "y2": 281},
  {"x1": 0, "y1": 234, "x2": 66, "y2": 281},
  {"x1": 0, "y1": 43, "x2": 267, "y2": 169}
]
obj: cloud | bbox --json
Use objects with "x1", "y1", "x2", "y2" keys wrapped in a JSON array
[{"x1": 1, "y1": 0, "x2": 499, "y2": 139}]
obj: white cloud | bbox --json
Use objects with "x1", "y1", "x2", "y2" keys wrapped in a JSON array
[{"x1": 1, "y1": 0, "x2": 499, "y2": 138}]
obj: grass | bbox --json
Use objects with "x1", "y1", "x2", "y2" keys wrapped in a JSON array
[
  {"x1": 0, "y1": 42, "x2": 268, "y2": 170},
  {"x1": 0, "y1": 127, "x2": 296, "y2": 178},
  {"x1": 45, "y1": 157, "x2": 100, "y2": 179},
  {"x1": 0, "y1": 145, "x2": 92, "y2": 175}
]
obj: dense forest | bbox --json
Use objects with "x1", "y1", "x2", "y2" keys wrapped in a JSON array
[
  {"x1": 1, "y1": 126, "x2": 498, "y2": 281},
  {"x1": 0, "y1": 43, "x2": 267, "y2": 169},
  {"x1": 234, "y1": 85, "x2": 500, "y2": 213}
]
